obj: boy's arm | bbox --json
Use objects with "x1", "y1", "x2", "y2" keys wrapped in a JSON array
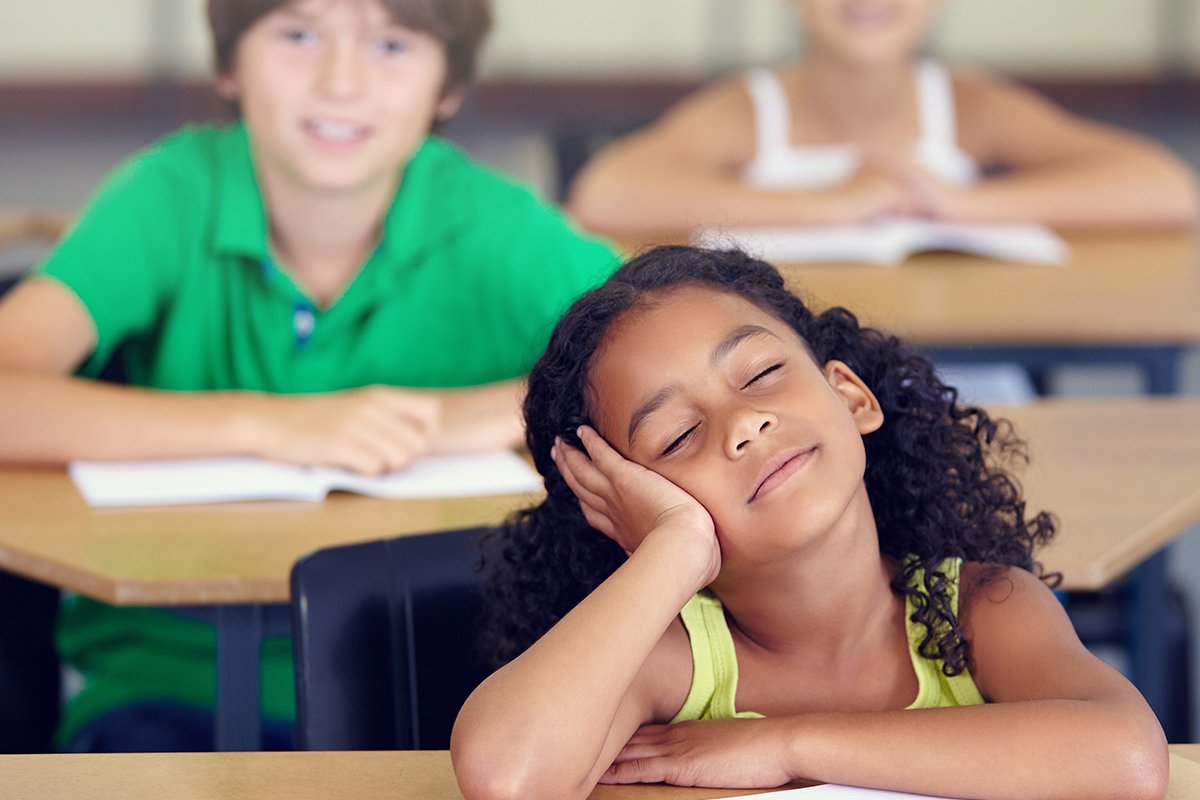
[
  {"x1": 451, "y1": 427, "x2": 719, "y2": 800},
  {"x1": 0, "y1": 278, "x2": 518, "y2": 472},
  {"x1": 603, "y1": 565, "x2": 1168, "y2": 800},
  {"x1": 906, "y1": 74, "x2": 1200, "y2": 228},
  {"x1": 567, "y1": 80, "x2": 914, "y2": 235}
]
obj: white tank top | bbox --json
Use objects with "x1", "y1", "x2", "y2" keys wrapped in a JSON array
[{"x1": 741, "y1": 59, "x2": 980, "y2": 190}]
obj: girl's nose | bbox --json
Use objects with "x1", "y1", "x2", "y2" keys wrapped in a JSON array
[
  {"x1": 725, "y1": 409, "x2": 776, "y2": 458},
  {"x1": 316, "y1": 38, "x2": 366, "y2": 99}
]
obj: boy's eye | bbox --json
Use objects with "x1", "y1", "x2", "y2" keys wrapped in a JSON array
[
  {"x1": 662, "y1": 424, "x2": 698, "y2": 457},
  {"x1": 743, "y1": 362, "x2": 784, "y2": 389},
  {"x1": 376, "y1": 36, "x2": 409, "y2": 55},
  {"x1": 282, "y1": 27, "x2": 317, "y2": 46}
]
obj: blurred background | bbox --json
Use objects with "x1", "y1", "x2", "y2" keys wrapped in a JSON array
[{"x1": 2, "y1": 0, "x2": 1200, "y2": 737}]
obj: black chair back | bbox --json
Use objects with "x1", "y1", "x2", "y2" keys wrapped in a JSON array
[{"x1": 290, "y1": 527, "x2": 495, "y2": 750}]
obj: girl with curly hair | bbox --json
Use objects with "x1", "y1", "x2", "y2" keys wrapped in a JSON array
[{"x1": 452, "y1": 246, "x2": 1167, "y2": 800}]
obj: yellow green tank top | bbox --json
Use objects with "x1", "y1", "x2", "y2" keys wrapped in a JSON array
[{"x1": 670, "y1": 558, "x2": 985, "y2": 722}]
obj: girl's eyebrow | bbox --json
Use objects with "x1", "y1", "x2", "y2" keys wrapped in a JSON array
[
  {"x1": 628, "y1": 385, "x2": 681, "y2": 447},
  {"x1": 626, "y1": 325, "x2": 781, "y2": 447},
  {"x1": 710, "y1": 325, "x2": 779, "y2": 366}
]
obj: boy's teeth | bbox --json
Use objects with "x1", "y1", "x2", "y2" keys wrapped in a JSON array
[{"x1": 310, "y1": 121, "x2": 365, "y2": 141}]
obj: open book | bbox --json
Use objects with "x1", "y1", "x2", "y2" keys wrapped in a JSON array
[
  {"x1": 693, "y1": 219, "x2": 1069, "y2": 266},
  {"x1": 68, "y1": 451, "x2": 543, "y2": 507}
]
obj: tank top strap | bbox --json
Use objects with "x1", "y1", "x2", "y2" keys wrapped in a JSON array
[
  {"x1": 743, "y1": 68, "x2": 793, "y2": 158},
  {"x1": 913, "y1": 58, "x2": 958, "y2": 148},
  {"x1": 670, "y1": 591, "x2": 763, "y2": 722}
]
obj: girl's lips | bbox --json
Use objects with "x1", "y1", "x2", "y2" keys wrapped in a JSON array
[{"x1": 749, "y1": 447, "x2": 816, "y2": 503}]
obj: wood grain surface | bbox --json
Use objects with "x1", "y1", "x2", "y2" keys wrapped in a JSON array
[{"x1": 0, "y1": 398, "x2": 1197, "y2": 603}]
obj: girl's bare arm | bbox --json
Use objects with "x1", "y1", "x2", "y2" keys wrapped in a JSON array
[
  {"x1": 567, "y1": 80, "x2": 911, "y2": 235},
  {"x1": 604, "y1": 565, "x2": 1167, "y2": 800},
  {"x1": 451, "y1": 427, "x2": 720, "y2": 800},
  {"x1": 919, "y1": 74, "x2": 1199, "y2": 228},
  {"x1": 0, "y1": 278, "x2": 523, "y2": 473}
]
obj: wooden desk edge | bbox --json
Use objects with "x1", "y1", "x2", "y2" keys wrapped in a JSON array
[{"x1": 0, "y1": 747, "x2": 1196, "y2": 799}]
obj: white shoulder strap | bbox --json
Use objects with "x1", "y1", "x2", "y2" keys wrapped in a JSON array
[
  {"x1": 743, "y1": 69, "x2": 792, "y2": 157},
  {"x1": 914, "y1": 59, "x2": 958, "y2": 147}
]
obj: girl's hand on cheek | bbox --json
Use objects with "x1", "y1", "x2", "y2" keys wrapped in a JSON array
[
  {"x1": 601, "y1": 718, "x2": 795, "y2": 789},
  {"x1": 553, "y1": 426, "x2": 719, "y2": 583}
]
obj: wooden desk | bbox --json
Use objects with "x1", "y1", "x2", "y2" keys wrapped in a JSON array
[
  {"x1": 1, "y1": 399, "x2": 1195, "y2": 604},
  {"x1": 2, "y1": 399, "x2": 1198, "y2": 749},
  {"x1": 0, "y1": 480, "x2": 537, "y2": 750},
  {"x1": 622, "y1": 230, "x2": 1200, "y2": 392},
  {"x1": 0, "y1": 479, "x2": 537, "y2": 606},
  {"x1": 2, "y1": 748, "x2": 1198, "y2": 799}
]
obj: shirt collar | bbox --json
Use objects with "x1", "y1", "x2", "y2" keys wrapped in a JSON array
[
  {"x1": 210, "y1": 129, "x2": 472, "y2": 298},
  {"x1": 212, "y1": 122, "x2": 271, "y2": 261},
  {"x1": 378, "y1": 137, "x2": 472, "y2": 266}
]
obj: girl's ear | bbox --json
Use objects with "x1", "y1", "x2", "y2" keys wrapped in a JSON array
[{"x1": 823, "y1": 360, "x2": 883, "y2": 435}]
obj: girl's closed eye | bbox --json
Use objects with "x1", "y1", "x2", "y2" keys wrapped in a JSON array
[
  {"x1": 661, "y1": 423, "x2": 699, "y2": 457},
  {"x1": 742, "y1": 361, "x2": 785, "y2": 389}
]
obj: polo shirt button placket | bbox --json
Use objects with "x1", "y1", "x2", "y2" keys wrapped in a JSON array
[{"x1": 293, "y1": 302, "x2": 316, "y2": 351}]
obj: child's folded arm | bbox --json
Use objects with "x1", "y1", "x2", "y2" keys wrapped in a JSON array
[
  {"x1": 602, "y1": 565, "x2": 1168, "y2": 800},
  {"x1": 567, "y1": 82, "x2": 910, "y2": 235},
  {"x1": 0, "y1": 279, "x2": 520, "y2": 473},
  {"x1": 450, "y1": 523, "x2": 709, "y2": 800},
  {"x1": 932, "y1": 75, "x2": 1200, "y2": 228}
]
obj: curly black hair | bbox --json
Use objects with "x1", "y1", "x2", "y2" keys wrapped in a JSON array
[{"x1": 481, "y1": 245, "x2": 1056, "y2": 677}]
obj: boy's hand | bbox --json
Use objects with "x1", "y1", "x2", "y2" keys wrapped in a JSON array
[
  {"x1": 601, "y1": 718, "x2": 795, "y2": 789},
  {"x1": 249, "y1": 386, "x2": 441, "y2": 475},
  {"x1": 553, "y1": 425, "x2": 719, "y2": 583}
]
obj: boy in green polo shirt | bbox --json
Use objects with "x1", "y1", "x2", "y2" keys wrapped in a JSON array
[{"x1": 0, "y1": 0, "x2": 618, "y2": 751}]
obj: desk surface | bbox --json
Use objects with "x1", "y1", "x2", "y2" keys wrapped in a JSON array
[
  {"x1": 1, "y1": 398, "x2": 1198, "y2": 605},
  {"x1": 620, "y1": 230, "x2": 1200, "y2": 347},
  {"x1": 1, "y1": 747, "x2": 1198, "y2": 800}
]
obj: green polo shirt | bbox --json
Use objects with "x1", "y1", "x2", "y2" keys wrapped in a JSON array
[{"x1": 36, "y1": 122, "x2": 619, "y2": 747}]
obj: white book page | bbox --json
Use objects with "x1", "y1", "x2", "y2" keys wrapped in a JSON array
[
  {"x1": 720, "y1": 784, "x2": 964, "y2": 800},
  {"x1": 313, "y1": 451, "x2": 543, "y2": 499},
  {"x1": 69, "y1": 457, "x2": 325, "y2": 507},
  {"x1": 694, "y1": 219, "x2": 1068, "y2": 266},
  {"x1": 69, "y1": 452, "x2": 542, "y2": 507}
]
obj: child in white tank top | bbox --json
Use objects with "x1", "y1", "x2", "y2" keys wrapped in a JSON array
[
  {"x1": 568, "y1": 0, "x2": 1197, "y2": 236},
  {"x1": 742, "y1": 59, "x2": 978, "y2": 190}
]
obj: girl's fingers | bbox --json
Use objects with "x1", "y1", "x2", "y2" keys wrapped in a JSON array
[
  {"x1": 556, "y1": 435, "x2": 615, "y2": 497},
  {"x1": 576, "y1": 424, "x2": 627, "y2": 472},
  {"x1": 601, "y1": 757, "x2": 672, "y2": 785},
  {"x1": 554, "y1": 442, "x2": 610, "y2": 508}
]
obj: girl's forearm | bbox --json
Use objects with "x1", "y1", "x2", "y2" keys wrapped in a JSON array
[
  {"x1": 781, "y1": 700, "x2": 1168, "y2": 800},
  {"x1": 569, "y1": 160, "x2": 888, "y2": 235},
  {"x1": 452, "y1": 524, "x2": 712, "y2": 800},
  {"x1": 949, "y1": 155, "x2": 1200, "y2": 229}
]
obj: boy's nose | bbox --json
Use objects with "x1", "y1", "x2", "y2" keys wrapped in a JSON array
[
  {"x1": 725, "y1": 409, "x2": 776, "y2": 458},
  {"x1": 316, "y1": 39, "x2": 366, "y2": 99}
]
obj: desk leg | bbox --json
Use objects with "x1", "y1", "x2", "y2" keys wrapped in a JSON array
[
  {"x1": 1127, "y1": 550, "x2": 1175, "y2": 736},
  {"x1": 215, "y1": 605, "x2": 263, "y2": 751}
]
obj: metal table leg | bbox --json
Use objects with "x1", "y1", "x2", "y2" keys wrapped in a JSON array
[{"x1": 215, "y1": 604, "x2": 263, "y2": 751}]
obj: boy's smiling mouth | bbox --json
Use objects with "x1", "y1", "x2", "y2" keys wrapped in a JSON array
[
  {"x1": 304, "y1": 119, "x2": 371, "y2": 145},
  {"x1": 748, "y1": 446, "x2": 817, "y2": 504}
]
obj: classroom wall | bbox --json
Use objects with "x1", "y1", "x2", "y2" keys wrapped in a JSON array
[{"x1": 0, "y1": 0, "x2": 1190, "y2": 82}]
